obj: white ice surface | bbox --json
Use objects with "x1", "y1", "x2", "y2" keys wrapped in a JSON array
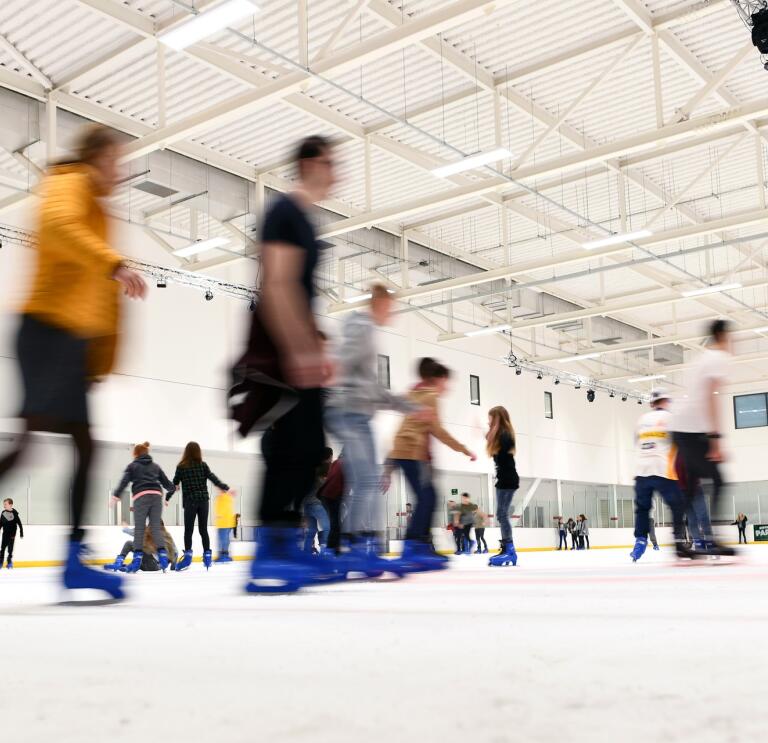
[{"x1": 2, "y1": 547, "x2": 767, "y2": 743}]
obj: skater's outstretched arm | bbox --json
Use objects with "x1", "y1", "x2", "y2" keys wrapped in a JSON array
[
  {"x1": 15, "y1": 509, "x2": 23, "y2": 538},
  {"x1": 113, "y1": 464, "x2": 133, "y2": 499},
  {"x1": 157, "y1": 466, "x2": 175, "y2": 493},
  {"x1": 203, "y1": 463, "x2": 229, "y2": 492}
]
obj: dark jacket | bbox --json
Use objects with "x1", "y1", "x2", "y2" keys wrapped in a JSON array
[
  {"x1": 172, "y1": 461, "x2": 229, "y2": 505},
  {"x1": 0, "y1": 508, "x2": 23, "y2": 537},
  {"x1": 114, "y1": 454, "x2": 174, "y2": 499},
  {"x1": 493, "y1": 432, "x2": 520, "y2": 490}
]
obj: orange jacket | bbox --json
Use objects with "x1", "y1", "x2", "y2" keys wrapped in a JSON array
[{"x1": 23, "y1": 164, "x2": 123, "y2": 377}]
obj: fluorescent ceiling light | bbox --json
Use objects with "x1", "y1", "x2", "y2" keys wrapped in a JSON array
[
  {"x1": 466, "y1": 324, "x2": 511, "y2": 337},
  {"x1": 628, "y1": 374, "x2": 667, "y2": 383},
  {"x1": 159, "y1": 0, "x2": 259, "y2": 50},
  {"x1": 558, "y1": 352, "x2": 603, "y2": 363},
  {"x1": 753, "y1": 326, "x2": 768, "y2": 333},
  {"x1": 432, "y1": 147, "x2": 512, "y2": 178},
  {"x1": 173, "y1": 236, "x2": 230, "y2": 258},
  {"x1": 681, "y1": 282, "x2": 742, "y2": 298},
  {"x1": 582, "y1": 229, "x2": 653, "y2": 250}
]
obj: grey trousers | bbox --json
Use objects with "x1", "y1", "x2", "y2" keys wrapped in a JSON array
[{"x1": 133, "y1": 494, "x2": 165, "y2": 554}]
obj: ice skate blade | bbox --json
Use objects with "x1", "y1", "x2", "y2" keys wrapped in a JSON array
[{"x1": 246, "y1": 577, "x2": 302, "y2": 594}]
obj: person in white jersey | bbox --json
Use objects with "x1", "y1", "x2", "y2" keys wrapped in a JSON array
[
  {"x1": 630, "y1": 389, "x2": 690, "y2": 562},
  {"x1": 672, "y1": 319, "x2": 735, "y2": 557}
]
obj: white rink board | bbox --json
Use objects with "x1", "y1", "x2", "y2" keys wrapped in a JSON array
[{"x1": 1, "y1": 546, "x2": 767, "y2": 743}]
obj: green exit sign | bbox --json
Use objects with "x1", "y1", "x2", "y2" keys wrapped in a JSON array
[
  {"x1": 451, "y1": 488, "x2": 459, "y2": 496},
  {"x1": 754, "y1": 524, "x2": 768, "y2": 542}
]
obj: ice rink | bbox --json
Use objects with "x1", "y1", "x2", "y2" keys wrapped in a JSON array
[{"x1": 2, "y1": 546, "x2": 766, "y2": 743}]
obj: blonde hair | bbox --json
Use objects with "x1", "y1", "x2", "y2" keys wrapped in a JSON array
[
  {"x1": 133, "y1": 441, "x2": 150, "y2": 458},
  {"x1": 487, "y1": 406, "x2": 516, "y2": 457}
]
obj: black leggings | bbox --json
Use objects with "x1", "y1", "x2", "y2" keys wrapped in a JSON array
[
  {"x1": 0, "y1": 533, "x2": 15, "y2": 562},
  {"x1": 0, "y1": 421, "x2": 93, "y2": 542},
  {"x1": 738, "y1": 526, "x2": 747, "y2": 544},
  {"x1": 674, "y1": 432, "x2": 724, "y2": 514},
  {"x1": 475, "y1": 528, "x2": 487, "y2": 550},
  {"x1": 184, "y1": 500, "x2": 211, "y2": 552},
  {"x1": 453, "y1": 527, "x2": 463, "y2": 551},
  {"x1": 462, "y1": 524, "x2": 473, "y2": 548}
]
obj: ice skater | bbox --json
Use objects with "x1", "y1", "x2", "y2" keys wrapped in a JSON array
[
  {"x1": 232, "y1": 136, "x2": 340, "y2": 594},
  {"x1": 556, "y1": 517, "x2": 568, "y2": 550},
  {"x1": 325, "y1": 283, "x2": 420, "y2": 578},
  {"x1": 458, "y1": 493, "x2": 478, "y2": 555},
  {"x1": 630, "y1": 390, "x2": 689, "y2": 562},
  {"x1": 104, "y1": 521, "x2": 178, "y2": 573},
  {"x1": 474, "y1": 510, "x2": 489, "y2": 554},
  {"x1": 303, "y1": 457, "x2": 331, "y2": 555},
  {"x1": 733, "y1": 513, "x2": 748, "y2": 544},
  {"x1": 214, "y1": 488, "x2": 237, "y2": 563},
  {"x1": 0, "y1": 498, "x2": 24, "y2": 569},
  {"x1": 386, "y1": 358, "x2": 476, "y2": 572},
  {"x1": 0, "y1": 124, "x2": 146, "y2": 599},
  {"x1": 672, "y1": 320, "x2": 734, "y2": 557},
  {"x1": 113, "y1": 443, "x2": 175, "y2": 573},
  {"x1": 579, "y1": 516, "x2": 590, "y2": 549},
  {"x1": 487, "y1": 406, "x2": 519, "y2": 567},
  {"x1": 567, "y1": 518, "x2": 578, "y2": 550},
  {"x1": 170, "y1": 442, "x2": 230, "y2": 571},
  {"x1": 647, "y1": 512, "x2": 660, "y2": 551}
]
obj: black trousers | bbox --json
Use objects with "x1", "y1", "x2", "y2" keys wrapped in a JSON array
[
  {"x1": 673, "y1": 432, "x2": 724, "y2": 515},
  {"x1": 259, "y1": 388, "x2": 325, "y2": 527},
  {"x1": 0, "y1": 532, "x2": 15, "y2": 562},
  {"x1": 475, "y1": 528, "x2": 487, "y2": 550},
  {"x1": 320, "y1": 496, "x2": 342, "y2": 552},
  {"x1": 462, "y1": 524, "x2": 473, "y2": 548},
  {"x1": 183, "y1": 500, "x2": 210, "y2": 552},
  {"x1": 453, "y1": 527, "x2": 463, "y2": 551},
  {"x1": 738, "y1": 526, "x2": 747, "y2": 544}
]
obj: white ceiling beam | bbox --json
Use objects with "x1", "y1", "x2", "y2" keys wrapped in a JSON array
[
  {"x1": 0, "y1": 34, "x2": 52, "y2": 89},
  {"x1": 326, "y1": 208, "x2": 768, "y2": 312},
  {"x1": 611, "y1": 0, "x2": 654, "y2": 34},
  {"x1": 437, "y1": 273, "x2": 768, "y2": 341},
  {"x1": 314, "y1": 0, "x2": 371, "y2": 63},
  {"x1": 0, "y1": 65, "x2": 46, "y2": 99},
  {"x1": 297, "y1": 0, "x2": 309, "y2": 67},
  {"x1": 118, "y1": 0, "x2": 512, "y2": 163}
]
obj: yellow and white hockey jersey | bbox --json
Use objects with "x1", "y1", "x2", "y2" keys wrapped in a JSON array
[{"x1": 635, "y1": 408, "x2": 677, "y2": 480}]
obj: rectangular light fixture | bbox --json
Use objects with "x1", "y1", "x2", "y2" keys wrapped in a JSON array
[
  {"x1": 582, "y1": 229, "x2": 653, "y2": 250},
  {"x1": 159, "y1": 0, "x2": 259, "y2": 50},
  {"x1": 628, "y1": 374, "x2": 667, "y2": 383},
  {"x1": 432, "y1": 147, "x2": 512, "y2": 178},
  {"x1": 465, "y1": 324, "x2": 511, "y2": 337},
  {"x1": 173, "y1": 236, "x2": 230, "y2": 258},
  {"x1": 753, "y1": 326, "x2": 768, "y2": 334},
  {"x1": 558, "y1": 352, "x2": 603, "y2": 363},
  {"x1": 346, "y1": 288, "x2": 396, "y2": 303},
  {"x1": 681, "y1": 282, "x2": 742, "y2": 298}
]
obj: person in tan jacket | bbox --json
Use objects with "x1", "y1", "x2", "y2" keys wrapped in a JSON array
[
  {"x1": 386, "y1": 358, "x2": 476, "y2": 571},
  {"x1": 0, "y1": 124, "x2": 145, "y2": 600}
]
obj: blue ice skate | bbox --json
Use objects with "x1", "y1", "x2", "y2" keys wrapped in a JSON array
[
  {"x1": 488, "y1": 540, "x2": 517, "y2": 567},
  {"x1": 246, "y1": 528, "x2": 343, "y2": 594},
  {"x1": 63, "y1": 541, "x2": 125, "y2": 600},
  {"x1": 215, "y1": 552, "x2": 233, "y2": 563},
  {"x1": 156, "y1": 548, "x2": 170, "y2": 572},
  {"x1": 124, "y1": 551, "x2": 143, "y2": 573},
  {"x1": 6, "y1": 559, "x2": 12, "y2": 569},
  {"x1": 463, "y1": 539, "x2": 476, "y2": 555},
  {"x1": 630, "y1": 537, "x2": 647, "y2": 563},
  {"x1": 176, "y1": 550, "x2": 193, "y2": 571},
  {"x1": 203, "y1": 549, "x2": 213, "y2": 570},
  {"x1": 335, "y1": 537, "x2": 405, "y2": 579},
  {"x1": 103, "y1": 554, "x2": 125, "y2": 572},
  {"x1": 393, "y1": 540, "x2": 449, "y2": 574}
]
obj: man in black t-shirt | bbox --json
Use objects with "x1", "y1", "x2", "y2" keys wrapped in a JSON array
[{"x1": 247, "y1": 136, "x2": 338, "y2": 594}]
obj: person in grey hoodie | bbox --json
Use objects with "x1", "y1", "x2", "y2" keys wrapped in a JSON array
[
  {"x1": 112, "y1": 442, "x2": 175, "y2": 572},
  {"x1": 325, "y1": 283, "x2": 421, "y2": 571}
]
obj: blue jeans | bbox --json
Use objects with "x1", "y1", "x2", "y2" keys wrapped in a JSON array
[
  {"x1": 304, "y1": 501, "x2": 330, "y2": 551},
  {"x1": 686, "y1": 486, "x2": 712, "y2": 541},
  {"x1": 634, "y1": 476, "x2": 684, "y2": 541},
  {"x1": 325, "y1": 409, "x2": 380, "y2": 534},
  {"x1": 394, "y1": 459, "x2": 435, "y2": 541},
  {"x1": 558, "y1": 530, "x2": 568, "y2": 549},
  {"x1": 496, "y1": 489, "x2": 516, "y2": 543},
  {"x1": 218, "y1": 527, "x2": 231, "y2": 554}
]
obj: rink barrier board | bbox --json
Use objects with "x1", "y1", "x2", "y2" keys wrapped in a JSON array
[{"x1": 5, "y1": 541, "x2": 764, "y2": 568}]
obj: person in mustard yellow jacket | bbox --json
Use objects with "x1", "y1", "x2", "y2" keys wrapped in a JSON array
[
  {"x1": 214, "y1": 489, "x2": 237, "y2": 563},
  {"x1": 0, "y1": 124, "x2": 146, "y2": 600}
]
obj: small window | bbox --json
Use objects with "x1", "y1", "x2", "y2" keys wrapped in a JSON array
[
  {"x1": 734, "y1": 393, "x2": 767, "y2": 429},
  {"x1": 377, "y1": 354, "x2": 391, "y2": 390},
  {"x1": 470, "y1": 375, "x2": 481, "y2": 406},
  {"x1": 544, "y1": 391, "x2": 553, "y2": 419}
]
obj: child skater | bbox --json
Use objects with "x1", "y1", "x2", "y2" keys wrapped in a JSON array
[
  {"x1": 214, "y1": 488, "x2": 237, "y2": 563},
  {"x1": 170, "y1": 442, "x2": 230, "y2": 571},
  {"x1": 386, "y1": 358, "x2": 476, "y2": 572},
  {"x1": 0, "y1": 498, "x2": 24, "y2": 569},
  {"x1": 112, "y1": 442, "x2": 175, "y2": 573}
]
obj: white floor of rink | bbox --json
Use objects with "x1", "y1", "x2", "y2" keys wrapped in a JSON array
[{"x1": 2, "y1": 546, "x2": 767, "y2": 743}]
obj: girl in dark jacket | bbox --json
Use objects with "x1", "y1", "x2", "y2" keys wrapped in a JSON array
[
  {"x1": 487, "y1": 406, "x2": 520, "y2": 567},
  {"x1": 112, "y1": 442, "x2": 175, "y2": 572},
  {"x1": 170, "y1": 442, "x2": 230, "y2": 570}
]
